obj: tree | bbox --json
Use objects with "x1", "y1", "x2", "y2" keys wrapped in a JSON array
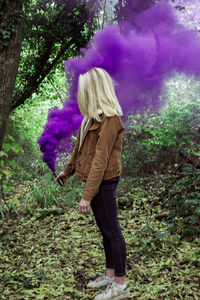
[
  {"x1": 0, "y1": 0, "x2": 101, "y2": 150},
  {"x1": 12, "y1": 0, "x2": 101, "y2": 110},
  {"x1": 0, "y1": 0, "x2": 23, "y2": 151}
]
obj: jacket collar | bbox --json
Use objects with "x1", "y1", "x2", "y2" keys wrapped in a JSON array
[
  {"x1": 78, "y1": 109, "x2": 104, "y2": 152},
  {"x1": 78, "y1": 116, "x2": 91, "y2": 152}
]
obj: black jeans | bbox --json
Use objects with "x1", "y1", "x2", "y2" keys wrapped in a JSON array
[{"x1": 90, "y1": 176, "x2": 127, "y2": 277}]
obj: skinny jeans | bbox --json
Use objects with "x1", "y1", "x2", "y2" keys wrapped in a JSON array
[{"x1": 90, "y1": 176, "x2": 127, "y2": 277}]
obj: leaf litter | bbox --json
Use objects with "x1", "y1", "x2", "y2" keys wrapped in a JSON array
[{"x1": 0, "y1": 175, "x2": 200, "y2": 299}]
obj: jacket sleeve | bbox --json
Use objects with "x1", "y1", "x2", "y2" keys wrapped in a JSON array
[
  {"x1": 82, "y1": 116, "x2": 119, "y2": 202},
  {"x1": 63, "y1": 126, "x2": 81, "y2": 178}
]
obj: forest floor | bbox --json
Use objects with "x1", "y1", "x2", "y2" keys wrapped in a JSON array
[{"x1": 0, "y1": 175, "x2": 200, "y2": 299}]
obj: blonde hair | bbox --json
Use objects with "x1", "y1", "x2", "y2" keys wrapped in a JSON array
[{"x1": 77, "y1": 67, "x2": 123, "y2": 122}]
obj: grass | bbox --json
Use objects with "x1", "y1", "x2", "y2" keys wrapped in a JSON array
[{"x1": 0, "y1": 175, "x2": 200, "y2": 299}]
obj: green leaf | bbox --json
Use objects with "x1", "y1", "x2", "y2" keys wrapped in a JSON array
[
  {"x1": 0, "y1": 151, "x2": 8, "y2": 158},
  {"x1": 4, "y1": 185, "x2": 13, "y2": 193},
  {"x1": 194, "y1": 207, "x2": 200, "y2": 216},
  {"x1": 8, "y1": 160, "x2": 18, "y2": 168},
  {"x1": 185, "y1": 199, "x2": 199, "y2": 206},
  {"x1": 2, "y1": 143, "x2": 11, "y2": 152},
  {"x1": 154, "y1": 231, "x2": 170, "y2": 240},
  {"x1": 131, "y1": 236, "x2": 138, "y2": 243},
  {"x1": 12, "y1": 199, "x2": 20, "y2": 206},
  {"x1": 150, "y1": 242, "x2": 156, "y2": 250},
  {"x1": 3, "y1": 169, "x2": 11, "y2": 176},
  {"x1": 141, "y1": 239, "x2": 147, "y2": 245},
  {"x1": 11, "y1": 145, "x2": 24, "y2": 153},
  {"x1": 7, "y1": 135, "x2": 15, "y2": 142}
]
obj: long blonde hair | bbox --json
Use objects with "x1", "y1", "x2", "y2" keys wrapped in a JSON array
[{"x1": 77, "y1": 67, "x2": 123, "y2": 122}]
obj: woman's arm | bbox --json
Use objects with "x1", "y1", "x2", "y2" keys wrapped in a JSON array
[{"x1": 82, "y1": 116, "x2": 120, "y2": 201}]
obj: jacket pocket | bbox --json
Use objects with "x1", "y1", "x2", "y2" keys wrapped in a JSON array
[
  {"x1": 76, "y1": 153, "x2": 93, "y2": 175},
  {"x1": 88, "y1": 122, "x2": 100, "y2": 131}
]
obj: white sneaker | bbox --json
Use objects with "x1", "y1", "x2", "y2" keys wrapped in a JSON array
[
  {"x1": 94, "y1": 282, "x2": 130, "y2": 300},
  {"x1": 87, "y1": 272, "x2": 114, "y2": 288}
]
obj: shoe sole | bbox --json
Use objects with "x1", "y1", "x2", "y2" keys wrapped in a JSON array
[
  {"x1": 109, "y1": 292, "x2": 130, "y2": 300},
  {"x1": 94, "y1": 291, "x2": 130, "y2": 300},
  {"x1": 87, "y1": 282, "x2": 113, "y2": 289},
  {"x1": 87, "y1": 279, "x2": 114, "y2": 289}
]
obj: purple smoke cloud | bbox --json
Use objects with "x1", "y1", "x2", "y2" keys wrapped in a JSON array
[
  {"x1": 38, "y1": 0, "x2": 200, "y2": 171},
  {"x1": 38, "y1": 100, "x2": 83, "y2": 171}
]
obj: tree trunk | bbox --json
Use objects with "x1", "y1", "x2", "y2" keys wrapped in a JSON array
[{"x1": 0, "y1": 0, "x2": 22, "y2": 151}]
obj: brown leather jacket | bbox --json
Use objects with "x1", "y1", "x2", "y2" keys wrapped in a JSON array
[{"x1": 64, "y1": 113, "x2": 125, "y2": 202}]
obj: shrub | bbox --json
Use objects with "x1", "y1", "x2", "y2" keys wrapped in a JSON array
[{"x1": 122, "y1": 75, "x2": 200, "y2": 176}]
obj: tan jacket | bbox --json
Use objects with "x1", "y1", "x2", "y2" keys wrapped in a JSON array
[{"x1": 64, "y1": 113, "x2": 125, "y2": 202}]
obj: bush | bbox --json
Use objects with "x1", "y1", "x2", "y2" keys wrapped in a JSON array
[
  {"x1": 5, "y1": 67, "x2": 66, "y2": 176},
  {"x1": 122, "y1": 75, "x2": 200, "y2": 176}
]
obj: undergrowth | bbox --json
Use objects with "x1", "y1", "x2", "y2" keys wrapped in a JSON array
[{"x1": 0, "y1": 174, "x2": 200, "y2": 299}]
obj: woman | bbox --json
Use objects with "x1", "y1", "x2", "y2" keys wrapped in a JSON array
[{"x1": 56, "y1": 67, "x2": 130, "y2": 300}]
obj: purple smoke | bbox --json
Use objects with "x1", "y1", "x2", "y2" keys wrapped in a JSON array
[
  {"x1": 38, "y1": 100, "x2": 83, "y2": 171},
  {"x1": 38, "y1": 0, "x2": 200, "y2": 171},
  {"x1": 65, "y1": 1, "x2": 200, "y2": 113}
]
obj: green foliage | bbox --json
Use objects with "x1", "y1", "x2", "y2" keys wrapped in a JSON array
[
  {"x1": 122, "y1": 76, "x2": 200, "y2": 176},
  {"x1": 7, "y1": 67, "x2": 66, "y2": 175},
  {"x1": 1, "y1": 68, "x2": 68, "y2": 216},
  {"x1": 3, "y1": 70, "x2": 200, "y2": 241},
  {"x1": 163, "y1": 165, "x2": 200, "y2": 233},
  {"x1": 0, "y1": 135, "x2": 24, "y2": 217},
  {"x1": 12, "y1": 0, "x2": 101, "y2": 109},
  {"x1": 120, "y1": 75, "x2": 200, "y2": 235},
  {"x1": 1, "y1": 176, "x2": 200, "y2": 299},
  {"x1": 0, "y1": 1, "x2": 23, "y2": 50},
  {"x1": 24, "y1": 172, "x2": 84, "y2": 212}
]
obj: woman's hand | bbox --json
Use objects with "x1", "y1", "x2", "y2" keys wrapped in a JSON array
[
  {"x1": 55, "y1": 171, "x2": 67, "y2": 184},
  {"x1": 78, "y1": 199, "x2": 91, "y2": 215}
]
